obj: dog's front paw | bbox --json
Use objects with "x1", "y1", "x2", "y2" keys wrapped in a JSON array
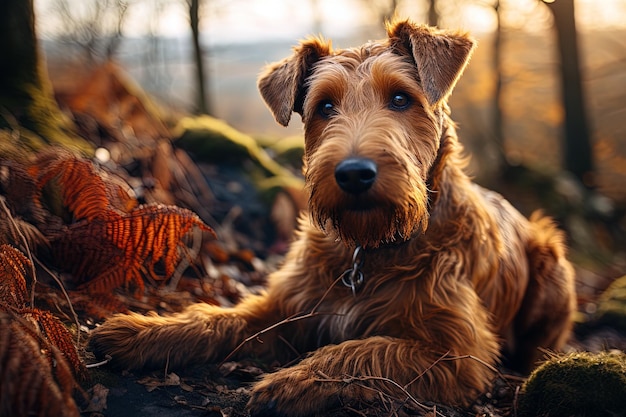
[
  {"x1": 247, "y1": 366, "x2": 340, "y2": 417},
  {"x1": 88, "y1": 312, "x2": 159, "y2": 369}
]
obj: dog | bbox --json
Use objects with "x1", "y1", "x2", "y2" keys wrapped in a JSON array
[{"x1": 89, "y1": 20, "x2": 576, "y2": 416}]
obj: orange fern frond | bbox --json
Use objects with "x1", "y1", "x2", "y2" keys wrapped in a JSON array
[
  {"x1": 79, "y1": 263, "x2": 144, "y2": 296},
  {"x1": 32, "y1": 150, "x2": 137, "y2": 222},
  {"x1": 0, "y1": 311, "x2": 80, "y2": 417},
  {"x1": 51, "y1": 204, "x2": 215, "y2": 296},
  {"x1": 0, "y1": 244, "x2": 84, "y2": 376},
  {"x1": 36, "y1": 154, "x2": 114, "y2": 221},
  {"x1": 0, "y1": 244, "x2": 30, "y2": 308},
  {"x1": 127, "y1": 204, "x2": 216, "y2": 277},
  {"x1": 68, "y1": 290, "x2": 128, "y2": 319},
  {"x1": 29, "y1": 149, "x2": 216, "y2": 311},
  {"x1": 21, "y1": 308, "x2": 84, "y2": 376}
]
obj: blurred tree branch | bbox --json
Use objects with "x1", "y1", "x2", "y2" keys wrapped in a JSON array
[
  {"x1": 51, "y1": 0, "x2": 130, "y2": 63},
  {"x1": 358, "y1": 0, "x2": 399, "y2": 25}
]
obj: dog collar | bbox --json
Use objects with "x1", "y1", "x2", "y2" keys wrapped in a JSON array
[{"x1": 340, "y1": 245, "x2": 365, "y2": 296}]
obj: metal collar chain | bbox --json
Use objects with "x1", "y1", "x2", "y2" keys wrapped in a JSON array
[{"x1": 340, "y1": 245, "x2": 365, "y2": 296}]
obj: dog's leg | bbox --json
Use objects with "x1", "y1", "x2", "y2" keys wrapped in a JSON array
[
  {"x1": 248, "y1": 278, "x2": 500, "y2": 417},
  {"x1": 89, "y1": 294, "x2": 282, "y2": 370},
  {"x1": 507, "y1": 214, "x2": 576, "y2": 372},
  {"x1": 248, "y1": 335, "x2": 497, "y2": 417}
]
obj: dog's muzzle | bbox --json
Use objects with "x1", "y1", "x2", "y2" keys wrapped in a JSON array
[{"x1": 334, "y1": 158, "x2": 378, "y2": 194}]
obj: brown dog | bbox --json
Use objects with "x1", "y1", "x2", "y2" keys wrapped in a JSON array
[{"x1": 90, "y1": 20, "x2": 576, "y2": 416}]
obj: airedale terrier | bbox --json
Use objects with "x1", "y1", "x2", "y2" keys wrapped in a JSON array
[{"x1": 90, "y1": 20, "x2": 576, "y2": 416}]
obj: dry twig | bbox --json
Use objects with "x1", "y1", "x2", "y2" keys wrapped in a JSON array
[{"x1": 220, "y1": 274, "x2": 345, "y2": 365}]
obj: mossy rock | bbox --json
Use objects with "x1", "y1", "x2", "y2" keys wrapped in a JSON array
[
  {"x1": 518, "y1": 351, "x2": 626, "y2": 416},
  {"x1": 172, "y1": 115, "x2": 305, "y2": 218},
  {"x1": 593, "y1": 275, "x2": 626, "y2": 332},
  {"x1": 267, "y1": 135, "x2": 304, "y2": 170},
  {"x1": 173, "y1": 115, "x2": 292, "y2": 179},
  {"x1": 257, "y1": 174, "x2": 304, "y2": 204}
]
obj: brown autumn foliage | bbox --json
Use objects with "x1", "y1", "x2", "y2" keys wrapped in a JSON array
[
  {"x1": 0, "y1": 149, "x2": 218, "y2": 313},
  {"x1": 0, "y1": 140, "x2": 218, "y2": 414},
  {"x1": 0, "y1": 244, "x2": 82, "y2": 417},
  {"x1": 29, "y1": 150, "x2": 216, "y2": 297}
]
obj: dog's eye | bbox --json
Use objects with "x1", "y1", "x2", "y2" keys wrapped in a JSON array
[
  {"x1": 389, "y1": 93, "x2": 410, "y2": 111},
  {"x1": 318, "y1": 100, "x2": 335, "y2": 118}
]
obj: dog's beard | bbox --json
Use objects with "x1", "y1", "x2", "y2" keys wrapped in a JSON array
[{"x1": 308, "y1": 185, "x2": 429, "y2": 249}]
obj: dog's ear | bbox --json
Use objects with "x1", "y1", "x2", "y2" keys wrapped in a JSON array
[
  {"x1": 258, "y1": 38, "x2": 331, "y2": 126},
  {"x1": 387, "y1": 20, "x2": 475, "y2": 105}
]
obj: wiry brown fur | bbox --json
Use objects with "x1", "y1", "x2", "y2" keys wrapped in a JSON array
[{"x1": 89, "y1": 20, "x2": 576, "y2": 416}]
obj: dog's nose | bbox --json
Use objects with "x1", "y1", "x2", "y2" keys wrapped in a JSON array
[{"x1": 334, "y1": 158, "x2": 378, "y2": 194}]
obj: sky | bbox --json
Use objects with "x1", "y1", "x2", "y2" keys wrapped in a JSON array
[{"x1": 35, "y1": 0, "x2": 626, "y2": 45}]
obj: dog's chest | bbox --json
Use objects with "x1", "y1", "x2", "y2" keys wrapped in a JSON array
[
  {"x1": 312, "y1": 278, "x2": 410, "y2": 345},
  {"x1": 314, "y1": 298, "x2": 373, "y2": 344}
]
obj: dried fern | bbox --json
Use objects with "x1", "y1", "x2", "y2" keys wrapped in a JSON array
[
  {"x1": 0, "y1": 312, "x2": 80, "y2": 417},
  {"x1": 0, "y1": 159, "x2": 47, "y2": 225},
  {"x1": 0, "y1": 245, "x2": 83, "y2": 416},
  {"x1": 12, "y1": 149, "x2": 216, "y2": 313},
  {"x1": 0, "y1": 244, "x2": 29, "y2": 308},
  {"x1": 32, "y1": 148, "x2": 136, "y2": 221},
  {"x1": 0, "y1": 160, "x2": 49, "y2": 252},
  {"x1": 22, "y1": 308, "x2": 84, "y2": 376},
  {"x1": 51, "y1": 204, "x2": 215, "y2": 295},
  {"x1": 31, "y1": 151, "x2": 217, "y2": 295}
]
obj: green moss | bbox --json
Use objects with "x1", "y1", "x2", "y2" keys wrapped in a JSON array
[
  {"x1": 257, "y1": 175, "x2": 305, "y2": 203},
  {"x1": 518, "y1": 351, "x2": 626, "y2": 416},
  {"x1": 0, "y1": 80, "x2": 93, "y2": 157},
  {"x1": 173, "y1": 115, "x2": 292, "y2": 179},
  {"x1": 0, "y1": 61, "x2": 92, "y2": 156},
  {"x1": 268, "y1": 135, "x2": 304, "y2": 170},
  {"x1": 0, "y1": 124, "x2": 91, "y2": 161},
  {"x1": 22, "y1": 83, "x2": 93, "y2": 155}
]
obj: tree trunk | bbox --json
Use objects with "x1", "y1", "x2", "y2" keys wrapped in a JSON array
[
  {"x1": 492, "y1": 0, "x2": 506, "y2": 169},
  {"x1": 0, "y1": 0, "x2": 92, "y2": 156},
  {"x1": 189, "y1": 0, "x2": 211, "y2": 115},
  {"x1": 545, "y1": 0, "x2": 593, "y2": 186},
  {"x1": 427, "y1": 0, "x2": 439, "y2": 27}
]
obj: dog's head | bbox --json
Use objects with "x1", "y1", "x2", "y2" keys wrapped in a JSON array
[{"x1": 258, "y1": 20, "x2": 475, "y2": 248}]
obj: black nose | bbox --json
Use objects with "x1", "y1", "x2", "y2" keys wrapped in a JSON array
[{"x1": 334, "y1": 158, "x2": 378, "y2": 194}]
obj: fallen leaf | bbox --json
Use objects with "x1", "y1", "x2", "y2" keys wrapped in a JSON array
[
  {"x1": 137, "y1": 372, "x2": 182, "y2": 392},
  {"x1": 85, "y1": 383, "x2": 109, "y2": 412},
  {"x1": 180, "y1": 381, "x2": 194, "y2": 392}
]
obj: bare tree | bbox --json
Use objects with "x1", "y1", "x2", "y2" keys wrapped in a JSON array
[
  {"x1": 490, "y1": 0, "x2": 506, "y2": 172},
  {"x1": 50, "y1": 0, "x2": 130, "y2": 63},
  {"x1": 189, "y1": 0, "x2": 211, "y2": 115},
  {"x1": 543, "y1": 0, "x2": 593, "y2": 185}
]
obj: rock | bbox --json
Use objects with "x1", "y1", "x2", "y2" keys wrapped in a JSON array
[{"x1": 518, "y1": 351, "x2": 626, "y2": 417}]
